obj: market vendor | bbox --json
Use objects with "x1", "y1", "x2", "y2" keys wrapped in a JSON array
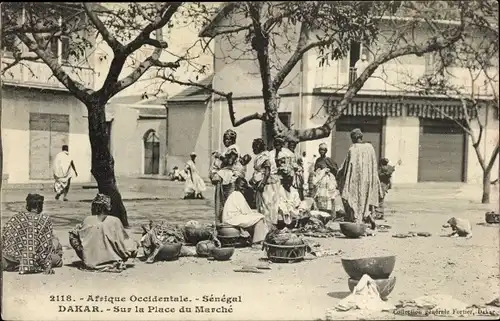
[
  {"x1": 277, "y1": 173, "x2": 312, "y2": 228},
  {"x1": 222, "y1": 177, "x2": 269, "y2": 245}
]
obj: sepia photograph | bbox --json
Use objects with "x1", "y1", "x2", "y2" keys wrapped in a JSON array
[{"x1": 1, "y1": 1, "x2": 499, "y2": 320}]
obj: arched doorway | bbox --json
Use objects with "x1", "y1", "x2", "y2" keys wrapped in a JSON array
[{"x1": 144, "y1": 129, "x2": 160, "y2": 175}]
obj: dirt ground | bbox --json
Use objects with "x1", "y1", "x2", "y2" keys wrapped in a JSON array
[{"x1": 2, "y1": 182, "x2": 499, "y2": 320}]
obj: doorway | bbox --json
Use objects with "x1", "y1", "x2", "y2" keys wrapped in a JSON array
[{"x1": 144, "y1": 129, "x2": 160, "y2": 175}]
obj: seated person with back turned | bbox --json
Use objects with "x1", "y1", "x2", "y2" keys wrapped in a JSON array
[
  {"x1": 2, "y1": 193, "x2": 63, "y2": 274},
  {"x1": 69, "y1": 193, "x2": 138, "y2": 272}
]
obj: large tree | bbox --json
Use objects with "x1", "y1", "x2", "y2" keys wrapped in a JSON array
[
  {"x1": 390, "y1": 0, "x2": 499, "y2": 203},
  {"x1": 162, "y1": 1, "x2": 493, "y2": 144},
  {"x1": 1, "y1": 2, "x2": 204, "y2": 226}
]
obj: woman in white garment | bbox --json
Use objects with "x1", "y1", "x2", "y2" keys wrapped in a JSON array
[{"x1": 222, "y1": 177, "x2": 269, "y2": 245}]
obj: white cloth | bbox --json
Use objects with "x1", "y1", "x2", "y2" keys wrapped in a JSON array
[
  {"x1": 354, "y1": 59, "x2": 369, "y2": 77},
  {"x1": 53, "y1": 151, "x2": 74, "y2": 179},
  {"x1": 184, "y1": 160, "x2": 206, "y2": 194},
  {"x1": 334, "y1": 274, "x2": 395, "y2": 312},
  {"x1": 222, "y1": 191, "x2": 264, "y2": 228}
]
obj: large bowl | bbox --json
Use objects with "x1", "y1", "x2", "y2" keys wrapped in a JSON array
[
  {"x1": 156, "y1": 243, "x2": 183, "y2": 261},
  {"x1": 348, "y1": 275, "x2": 396, "y2": 300},
  {"x1": 339, "y1": 222, "x2": 366, "y2": 238},
  {"x1": 211, "y1": 247, "x2": 235, "y2": 261},
  {"x1": 341, "y1": 255, "x2": 396, "y2": 280}
]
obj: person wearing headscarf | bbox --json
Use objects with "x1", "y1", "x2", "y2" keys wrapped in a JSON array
[
  {"x1": 2, "y1": 193, "x2": 62, "y2": 274},
  {"x1": 211, "y1": 129, "x2": 244, "y2": 223},
  {"x1": 184, "y1": 152, "x2": 206, "y2": 199},
  {"x1": 276, "y1": 174, "x2": 312, "y2": 228},
  {"x1": 69, "y1": 193, "x2": 138, "y2": 272},
  {"x1": 270, "y1": 136, "x2": 295, "y2": 178},
  {"x1": 374, "y1": 158, "x2": 401, "y2": 220},
  {"x1": 286, "y1": 136, "x2": 305, "y2": 200},
  {"x1": 250, "y1": 138, "x2": 281, "y2": 226},
  {"x1": 53, "y1": 145, "x2": 78, "y2": 201},
  {"x1": 222, "y1": 177, "x2": 269, "y2": 245},
  {"x1": 337, "y1": 129, "x2": 381, "y2": 229},
  {"x1": 309, "y1": 143, "x2": 339, "y2": 215}
]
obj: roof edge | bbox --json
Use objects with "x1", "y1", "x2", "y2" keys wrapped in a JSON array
[{"x1": 199, "y1": 3, "x2": 238, "y2": 38}]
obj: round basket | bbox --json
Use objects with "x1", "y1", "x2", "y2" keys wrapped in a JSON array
[
  {"x1": 263, "y1": 242, "x2": 307, "y2": 263},
  {"x1": 217, "y1": 235, "x2": 249, "y2": 248}
]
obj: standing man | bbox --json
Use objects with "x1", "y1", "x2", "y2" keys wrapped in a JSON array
[
  {"x1": 354, "y1": 54, "x2": 369, "y2": 77},
  {"x1": 337, "y1": 129, "x2": 381, "y2": 230},
  {"x1": 53, "y1": 145, "x2": 78, "y2": 201}
]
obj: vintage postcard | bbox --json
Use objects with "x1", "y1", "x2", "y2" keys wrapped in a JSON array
[{"x1": 1, "y1": 1, "x2": 499, "y2": 320}]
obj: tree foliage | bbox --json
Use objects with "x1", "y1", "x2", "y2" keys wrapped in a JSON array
[{"x1": 160, "y1": 1, "x2": 497, "y2": 143}]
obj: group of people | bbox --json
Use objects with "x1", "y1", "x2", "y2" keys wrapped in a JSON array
[
  {"x1": 204, "y1": 128, "x2": 397, "y2": 245},
  {"x1": 2, "y1": 128, "x2": 397, "y2": 275}
]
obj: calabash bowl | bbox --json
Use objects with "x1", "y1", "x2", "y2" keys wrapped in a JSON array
[
  {"x1": 211, "y1": 247, "x2": 235, "y2": 261},
  {"x1": 341, "y1": 255, "x2": 396, "y2": 280},
  {"x1": 339, "y1": 222, "x2": 366, "y2": 238},
  {"x1": 347, "y1": 275, "x2": 397, "y2": 300}
]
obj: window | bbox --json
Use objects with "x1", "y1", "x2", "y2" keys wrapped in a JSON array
[
  {"x1": 61, "y1": 35, "x2": 70, "y2": 63},
  {"x1": 424, "y1": 52, "x2": 436, "y2": 75}
]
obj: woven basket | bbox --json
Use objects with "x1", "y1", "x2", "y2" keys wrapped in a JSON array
[{"x1": 263, "y1": 242, "x2": 307, "y2": 263}]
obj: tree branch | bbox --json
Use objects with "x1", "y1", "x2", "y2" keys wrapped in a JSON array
[
  {"x1": 1, "y1": 52, "x2": 39, "y2": 75},
  {"x1": 83, "y1": 3, "x2": 123, "y2": 52},
  {"x1": 15, "y1": 33, "x2": 93, "y2": 102},
  {"x1": 294, "y1": 25, "x2": 466, "y2": 141},
  {"x1": 486, "y1": 144, "x2": 500, "y2": 173},
  {"x1": 160, "y1": 76, "x2": 264, "y2": 127}
]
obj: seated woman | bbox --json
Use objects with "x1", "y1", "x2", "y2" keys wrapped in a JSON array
[
  {"x1": 69, "y1": 193, "x2": 138, "y2": 272},
  {"x1": 2, "y1": 193, "x2": 62, "y2": 274},
  {"x1": 222, "y1": 177, "x2": 269, "y2": 245},
  {"x1": 277, "y1": 174, "x2": 313, "y2": 228}
]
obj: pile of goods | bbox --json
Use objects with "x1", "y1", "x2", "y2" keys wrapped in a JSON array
[
  {"x1": 263, "y1": 228, "x2": 308, "y2": 263},
  {"x1": 141, "y1": 221, "x2": 186, "y2": 263},
  {"x1": 341, "y1": 255, "x2": 397, "y2": 300},
  {"x1": 183, "y1": 220, "x2": 215, "y2": 245}
]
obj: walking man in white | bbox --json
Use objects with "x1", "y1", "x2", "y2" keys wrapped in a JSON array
[{"x1": 53, "y1": 145, "x2": 78, "y2": 201}]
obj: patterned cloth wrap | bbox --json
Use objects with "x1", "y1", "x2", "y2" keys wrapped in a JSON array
[
  {"x1": 141, "y1": 221, "x2": 186, "y2": 263},
  {"x1": 2, "y1": 194, "x2": 56, "y2": 274}
]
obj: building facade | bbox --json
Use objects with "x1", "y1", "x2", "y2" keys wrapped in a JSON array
[{"x1": 195, "y1": 3, "x2": 499, "y2": 185}]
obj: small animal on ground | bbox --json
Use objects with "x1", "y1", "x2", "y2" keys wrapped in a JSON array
[{"x1": 446, "y1": 217, "x2": 472, "y2": 239}]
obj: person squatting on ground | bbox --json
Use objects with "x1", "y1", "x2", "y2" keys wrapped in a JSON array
[
  {"x1": 337, "y1": 128, "x2": 381, "y2": 230},
  {"x1": 2, "y1": 193, "x2": 62, "y2": 274},
  {"x1": 53, "y1": 145, "x2": 78, "y2": 201},
  {"x1": 69, "y1": 193, "x2": 138, "y2": 272}
]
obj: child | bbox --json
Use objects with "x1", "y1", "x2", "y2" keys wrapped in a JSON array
[{"x1": 374, "y1": 158, "x2": 400, "y2": 220}]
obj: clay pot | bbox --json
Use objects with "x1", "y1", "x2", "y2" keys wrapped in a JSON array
[
  {"x1": 341, "y1": 255, "x2": 396, "y2": 280},
  {"x1": 347, "y1": 275, "x2": 397, "y2": 300},
  {"x1": 217, "y1": 225, "x2": 241, "y2": 238},
  {"x1": 156, "y1": 243, "x2": 183, "y2": 261},
  {"x1": 196, "y1": 240, "x2": 216, "y2": 257},
  {"x1": 211, "y1": 247, "x2": 235, "y2": 261},
  {"x1": 339, "y1": 222, "x2": 366, "y2": 238}
]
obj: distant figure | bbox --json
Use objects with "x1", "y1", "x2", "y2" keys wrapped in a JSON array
[
  {"x1": 446, "y1": 217, "x2": 472, "y2": 238},
  {"x1": 337, "y1": 128, "x2": 381, "y2": 230},
  {"x1": 354, "y1": 54, "x2": 369, "y2": 77},
  {"x1": 184, "y1": 152, "x2": 206, "y2": 200},
  {"x1": 169, "y1": 166, "x2": 186, "y2": 181},
  {"x1": 53, "y1": 145, "x2": 78, "y2": 201}
]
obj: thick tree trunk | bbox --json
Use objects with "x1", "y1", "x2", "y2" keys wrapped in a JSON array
[
  {"x1": 482, "y1": 171, "x2": 491, "y2": 204},
  {"x1": 87, "y1": 104, "x2": 129, "y2": 227}
]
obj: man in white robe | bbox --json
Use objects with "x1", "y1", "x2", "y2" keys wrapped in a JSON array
[{"x1": 53, "y1": 145, "x2": 78, "y2": 201}]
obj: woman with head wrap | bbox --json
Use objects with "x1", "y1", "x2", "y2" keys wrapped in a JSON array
[
  {"x1": 270, "y1": 135, "x2": 296, "y2": 178},
  {"x1": 250, "y1": 138, "x2": 281, "y2": 227},
  {"x1": 2, "y1": 194, "x2": 62, "y2": 274},
  {"x1": 183, "y1": 152, "x2": 206, "y2": 199},
  {"x1": 337, "y1": 128, "x2": 381, "y2": 229},
  {"x1": 286, "y1": 136, "x2": 305, "y2": 200},
  {"x1": 211, "y1": 129, "x2": 244, "y2": 223},
  {"x1": 69, "y1": 193, "x2": 138, "y2": 272},
  {"x1": 309, "y1": 143, "x2": 339, "y2": 216}
]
